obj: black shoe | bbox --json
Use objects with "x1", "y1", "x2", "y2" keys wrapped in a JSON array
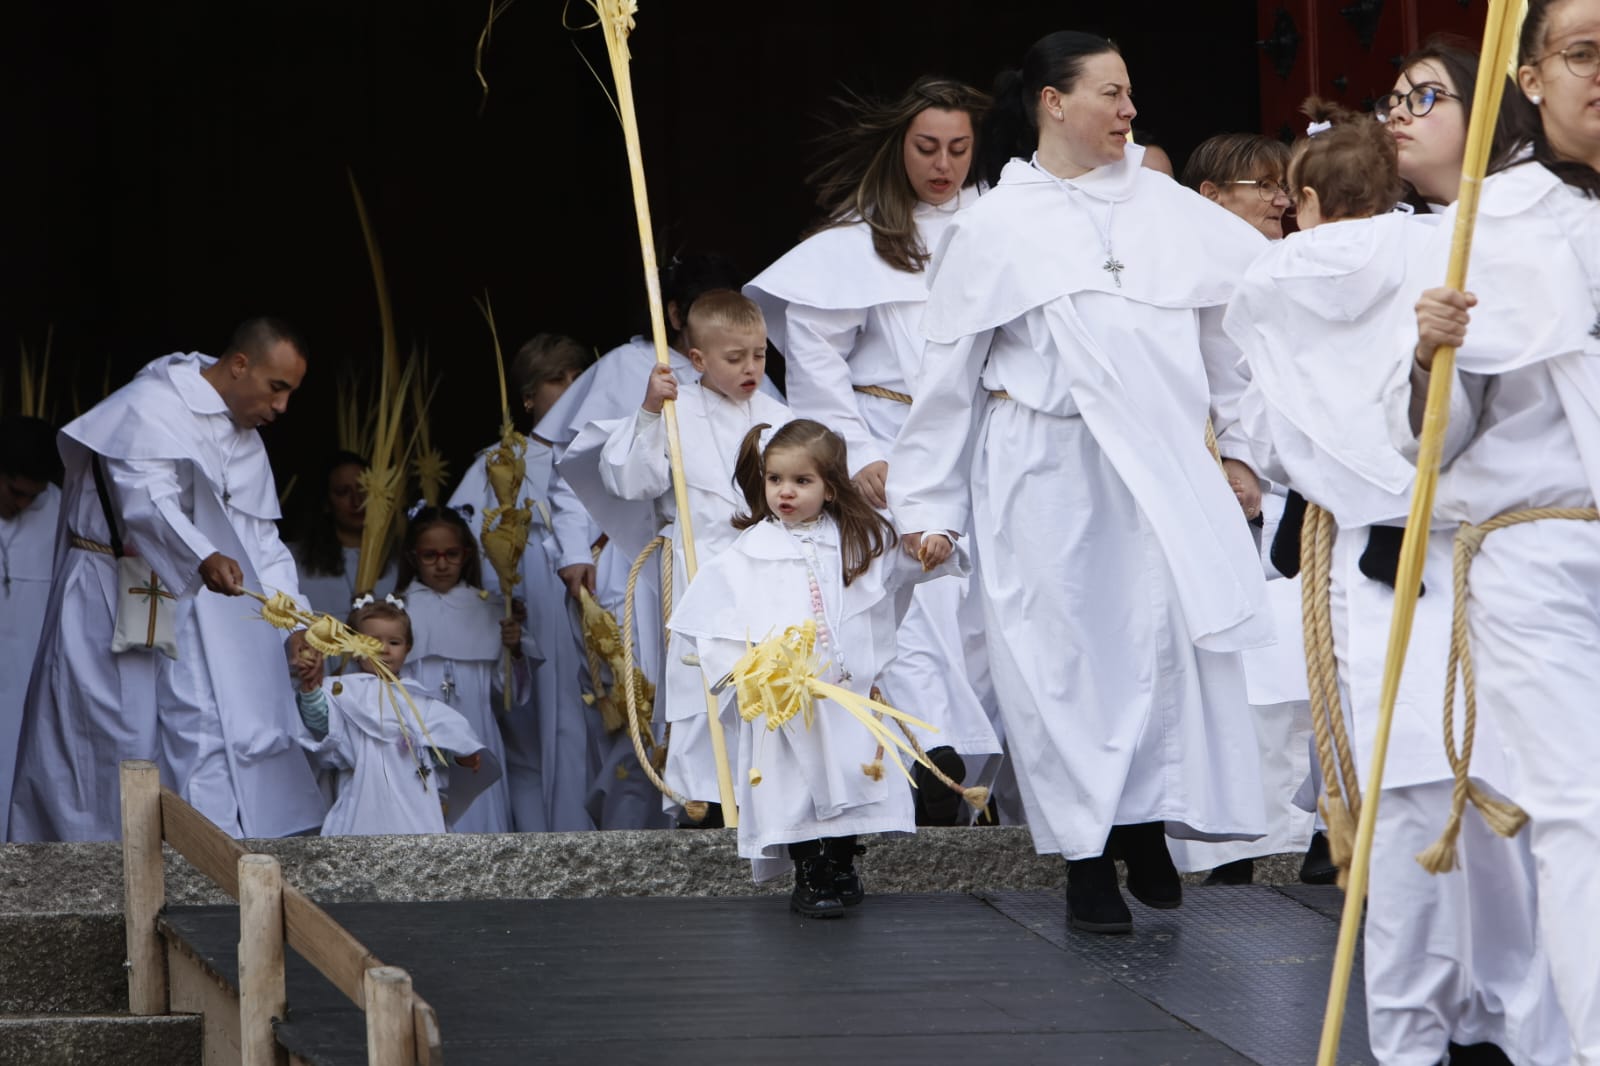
[
  {"x1": 1066, "y1": 854, "x2": 1133, "y2": 934},
  {"x1": 789, "y1": 845, "x2": 845, "y2": 919},
  {"x1": 913, "y1": 746, "x2": 968, "y2": 826},
  {"x1": 1300, "y1": 831, "x2": 1338, "y2": 885},
  {"x1": 1203, "y1": 858, "x2": 1255, "y2": 886},
  {"x1": 1113, "y1": 822, "x2": 1183, "y2": 909},
  {"x1": 1445, "y1": 1042, "x2": 1513, "y2": 1065},
  {"x1": 824, "y1": 836, "x2": 865, "y2": 907}
]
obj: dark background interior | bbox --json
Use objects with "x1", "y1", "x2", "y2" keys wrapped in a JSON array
[{"x1": 2, "y1": 1, "x2": 1262, "y2": 515}]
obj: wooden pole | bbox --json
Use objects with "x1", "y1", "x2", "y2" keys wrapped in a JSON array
[
  {"x1": 592, "y1": 1, "x2": 738, "y2": 825},
  {"x1": 1315, "y1": 1, "x2": 1524, "y2": 1060},
  {"x1": 238, "y1": 854, "x2": 287, "y2": 1066},
  {"x1": 119, "y1": 759, "x2": 167, "y2": 1016},
  {"x1": 365, "y1": 966, "x2": 416, "y2": 1066}
]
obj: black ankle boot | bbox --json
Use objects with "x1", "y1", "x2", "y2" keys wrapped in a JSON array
[
  {"x1": 789, "y1": 841, "x2": 845, "y2": 918},
  {"x1": 1300, "y1": 831, "x2": 1337, "y2": 885},
  {"x1": 824, "y1": 836, "x2": 865, "y2": 906},
  {"x1": 1203, "y1": 858, "x2": 1255, "y2": 886},
  {"x1": 1066, "y1": 853, "x2": 1133, "y2": 934},
  {"x1": 1112, "y1": 822, "x2": 1182, "y2": 909}
]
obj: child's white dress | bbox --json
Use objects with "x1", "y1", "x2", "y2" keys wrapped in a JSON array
[
  {"x1": 670, "y1": 514, "x2": 962, "y2": 881},
  {"x1": 400, "y1": 584, "x2": 533, "y2": 834},
  {"x1": 302, "y1": 674, "x2": 497, "y2": 836}
]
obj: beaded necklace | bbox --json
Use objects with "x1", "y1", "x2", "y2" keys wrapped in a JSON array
[{"x1": 783, "y1": 515, "x2": 852, "y2": 683}]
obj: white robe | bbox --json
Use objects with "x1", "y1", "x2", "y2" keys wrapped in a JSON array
[
  {"x1": 536, "y1": 338, "x2": 782, "y2": 828},
  {"x1": 670, "y1": 516, "x2": 960, "y2": 881},
  {"x1": 0, "y1": 482, "x2": 60, "y2": 841},
  {"x1": 746, "y1": 195, "x2": 1000, "y2": 761},
  {"x1": 304, "y1": 674, "x2": 495, "y2": 836},
  {"x1": 1382, "y1": 163, "x2": 1600, "y2": 1064},
  {"x1": 399, "y1": 583, "x2": 532, "y2": 834},
  {"x1": 293, "y1": 544, "x2": 396, "y2": 619},
  {"x1": 11, "y1": 353, "x2": 325, "y2": 841},
  {"x1": 888, "y1": 149, "x2": 1271, "y2": 859},
  {"x1": 563, "y1": 380, "x2": 792, "y2": 807},
  {"x1": 450, "y1": 444, "x2": 601, "y2": 832}
]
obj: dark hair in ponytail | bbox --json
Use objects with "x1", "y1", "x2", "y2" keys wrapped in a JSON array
[
  {"x1": 1492, "y1": 0, "x2": 1600, "y2": 198},
  {"x1": 977, "y1": 30, "x2": 1120, "y2": 187},
  {"x1": 731, "y1": 419, "x2": 897, "y2": 586}
]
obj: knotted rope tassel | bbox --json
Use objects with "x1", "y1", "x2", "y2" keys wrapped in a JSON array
[
  {"x1": 1415, "y1": 508, "x2": 1595, "y2": 872},
  {"x1": 1301, "y1": 502, "x2": 1363, "y2": 887}
]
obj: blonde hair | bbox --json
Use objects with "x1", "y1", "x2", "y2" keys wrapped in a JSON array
[
  {"x1": 346, "y1": 602, "x2": 413, "y2": 647},
  {"x1": 684, "y1": 289, "x2": 766, "y2": 351}
]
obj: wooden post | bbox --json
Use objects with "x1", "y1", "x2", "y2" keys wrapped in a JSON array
[
  {"x1": 238, "y1": 855, "x2": 287, "y2": 1066},
  {"x1": 119, "y1": 759, "x2": 167, "y2": 1015},
  {"x1": 364, "y1": 966, "x2": 415, "y2": 1066}
]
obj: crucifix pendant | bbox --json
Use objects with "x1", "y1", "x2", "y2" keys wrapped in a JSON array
[
  {"x1": 416, "y1": 762, "x2": 433, "y2": 789},
  {"x1": 1103, "y1": 255, "x2": 1125, "y2": 288}
]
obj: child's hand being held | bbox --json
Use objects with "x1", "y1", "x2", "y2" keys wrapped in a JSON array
[
  {"x1": 455, "y1": 752, "x2": 482, "y2": 772},
  {"x1": 918, "y1": 532, "x2": 953, "y2": 571}
]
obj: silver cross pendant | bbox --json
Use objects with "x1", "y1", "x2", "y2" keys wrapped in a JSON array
[{"x1": 1103, "y1": 255, "x2": 1125, "y2": 288}]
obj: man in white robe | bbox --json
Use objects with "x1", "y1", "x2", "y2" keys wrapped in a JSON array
[
  {"x1": 10, "y1": 319, "x2": 326, "y2": 841},
  {"x1": 0, "y1": 417, "x2": 64, "y2": 841}
]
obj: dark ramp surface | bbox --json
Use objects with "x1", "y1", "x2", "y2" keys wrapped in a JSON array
[{"x1": 160, "y1": 890, "x2": 1369, "y2": 1065}]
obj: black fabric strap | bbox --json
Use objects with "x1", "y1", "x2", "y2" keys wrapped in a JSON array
[{"x1": 90, "y1": 454, "x2": 125, "y2": 558}]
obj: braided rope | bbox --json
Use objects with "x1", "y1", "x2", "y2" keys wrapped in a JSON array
[
  {"x1": 1416, "y1": 507, "x2": 1596, "y2": 872},
  {"x1": 892, "y1": 719, "x2": 990, "y2": 815},
  {"x1": 619, "y1": 535, "x2": 705, "y2": 820},
  {"x1": 852, "y1": 384, "x2": 913, "y2": 405},
  {"x1": 1301, "y1": 503, "x2": 1361, "y2": 886},
  {"x1": 1204, "y1": 418, "x2": 1224, "y2": 469}
]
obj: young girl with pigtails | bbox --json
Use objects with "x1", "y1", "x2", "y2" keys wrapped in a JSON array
[
  {"x1": 393, "y1": 504, "x2": 536, "y2": 834},
  {"x1": 668, "y1": 419, "x2": 964, "y2": 918}
]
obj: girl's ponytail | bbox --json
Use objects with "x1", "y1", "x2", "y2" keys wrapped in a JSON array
[
  {"x1": 732, "y1": 423, "x2": 772, "y2": 525},
  {"x1": 978, "y1": 68, "x2": 1031, "y2": 188}
]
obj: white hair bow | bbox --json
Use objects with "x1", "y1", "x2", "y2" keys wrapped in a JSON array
[{"x1": 1306, "y1": 120, "x2": 1333, "y2": 137}]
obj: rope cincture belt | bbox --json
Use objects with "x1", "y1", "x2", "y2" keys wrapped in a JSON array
[
  {"x1": 853, "y1": 384, "x2": 913, "y2": 405},
  {"x1": 69, "y1": 532, "x2": 115, "y2": 556},
  {"x1": 1416, "y1": 505, "x2": 1600, "y2": 874}
]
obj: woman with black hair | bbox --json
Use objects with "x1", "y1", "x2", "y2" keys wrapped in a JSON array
[
  {"x1": 290, "y1": 450, "x2": 395, "y2": 617},
  {"x1": 889, "y1": 31, "x2": 1271, "y2": 934}
]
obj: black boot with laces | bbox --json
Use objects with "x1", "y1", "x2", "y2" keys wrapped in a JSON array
[
  {"x1": 824, "y1": 835, "x2": 865, "y2": 906},
  {"x1": 789, "y1": 841, "x2": 845, "y2": 918}
]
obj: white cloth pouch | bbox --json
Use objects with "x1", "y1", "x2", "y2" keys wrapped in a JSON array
[{"x1": 111, "y1": 556, "x2": 179, "y2": 659}]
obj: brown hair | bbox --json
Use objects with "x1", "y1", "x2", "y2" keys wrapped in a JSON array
[
  {"x1": 684, "y1": 289, "x2": 767, "y2": 351},
  {"x1": 1181, "y1": 132, "x2": 1291, "y2": 191},
  {"x1": 1286, "y1": 96, "x2": 1401, "y2": 221},
  {"x1": 346, "y1": 601, "x2": 414, "y2": 647},
  {"x1": 395, "y1": 505, "x2": 485, "y2": 593},
  {"x1": 731, "y1": 419, "x2": 897, "y2": 586},
  {"x1": 1494, "y1": 0, "x2": 1600, "y2": 198},
  {"x1": 809, "y1": 76, "x2": 990, "y2": 273},
  {"x1": 511, "y1": 333, "x2": 591, "y2": 399}
]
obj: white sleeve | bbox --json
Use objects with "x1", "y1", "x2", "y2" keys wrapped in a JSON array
[
  {"x1": 546, "y1": 467, "x2": 602, "y2": 571},
  {"x1": 1198, "y1": 305, "x2": 1254, "y2": 465},
  {"x1": 781, "y1": 304, "x2": 883, "y2": 474},
  {"x1": 1386, "y1": 358, "x2": 1486, "y2": 466},
  {"x1": 245, "y1": 514, "x2": 305, "y2": 607},
  {"x1": 885, "y1": 328, "x2": 994, "y2": 537},
  {"x1": 105, "y1": 456, "x2": 215, "y2": 599},
  {"x1": 599, "y1": 409, "x2": 671, "y2": 502}
]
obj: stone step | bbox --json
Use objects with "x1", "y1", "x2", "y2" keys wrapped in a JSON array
[
  {"x1": 0, "y1": 1013, "x2": 201, "y2": 1066},
  {"x1": 0, "y1": 913, "x2": 127, "y2": 1015}
]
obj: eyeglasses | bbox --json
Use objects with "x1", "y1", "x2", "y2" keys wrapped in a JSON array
[
  {"x1": 1374, "y1": 84, "x2": 1461, "y2": 121},
  {"x1": 416, "y1": 548, "x2": 465, "y2": 565},
  {"x1": 1223, "y1": 178, "x2": 1291, "y2": 202},
  {"x1": 1534, "y1": 39, "x2": 1600, "y2": 80}
]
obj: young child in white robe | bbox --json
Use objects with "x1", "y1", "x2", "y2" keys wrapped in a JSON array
[
  {"x1": 393, "y1": 505, "x2": 533, "y2": 834},
  {"x1": 563, "y1": 290, "x2": 792, "y2": 821},
  {"x1": 296, "y1": 600, "x2": 494, "y2": 836},
  {"x1": 670, "y1": 419, "x2": 964, "y2": 918},
  {"x1": 1227, "y1": 96, "x2": 1567, "y2": 1066}
]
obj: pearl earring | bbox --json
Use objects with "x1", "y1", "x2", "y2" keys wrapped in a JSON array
[
  {"x1": 1053, "y1": 110, "x2": 1064, "y2": 120},
  {"x1": 1530, "y1": 93, "x2": 1542, "y2": 106}
]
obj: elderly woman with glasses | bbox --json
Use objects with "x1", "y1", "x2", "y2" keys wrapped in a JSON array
[
  {"x1": 1182, "y1": 133, "x2": 1295, "y2": 240},
  {"x1": 1403, "y1": 0, "x2": 1600, "y2": 1056}
]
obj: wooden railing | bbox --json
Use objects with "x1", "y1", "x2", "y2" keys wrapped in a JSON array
[{"x1": 120, "y1": 759, "x2": 443, "y2": 1065}]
